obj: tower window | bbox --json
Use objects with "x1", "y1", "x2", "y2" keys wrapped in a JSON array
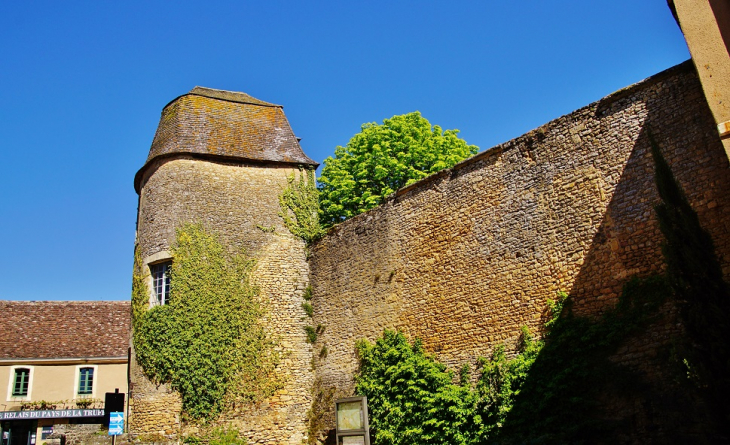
[
  {"x1": 150, "y1": 261, "x2": 171, "y2": 305},
  {"x1": 12, "y1": 368, "x2": 30, "y2": 396},
  {"x1": 78, "y1": 367, "x2": 94, "y2": 395}
]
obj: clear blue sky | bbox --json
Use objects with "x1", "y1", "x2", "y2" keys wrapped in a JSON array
[{"x1": 0, "y1": 1, "x2": 689, "y2": 301}]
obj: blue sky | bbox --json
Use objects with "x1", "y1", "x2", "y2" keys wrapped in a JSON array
[{"x1": 0, "y1": 1, "x2": 689, "y2": 301}]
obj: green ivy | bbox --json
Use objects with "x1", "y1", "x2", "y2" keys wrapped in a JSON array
[
  {"x1": 355, "y1": 330, "x2": 482, "y2": 445},
  {"x1": 475, "y1": 325, "x2": 543, "y2": 437},
  {"x1": 302, "y1": 302, "x2": 314, "y2": 317},
  {"x1": 132, "y1": 223, "x2": 281, "y2": 420},
  {"x1": 353, "y1": 298, "x2": 565, "y2": 444},
  {"x1": 304, "y1": 326, "x2": 317, "y2": 344},
  {"x1": 494, "y1": 276, "x2": 669, "y2": 443},
  {"x1": 306, "y1": 379, "x2": 336, "y2": 445},
  {"x1": 356, "y1": 135, "x2": 730, "y2": 443},
  {"x1": 278, "y1": 168, "x2": 325, "y2": 245},
  {"x1": 355, "y1": 276, "x2": 671, "y2": 444}
]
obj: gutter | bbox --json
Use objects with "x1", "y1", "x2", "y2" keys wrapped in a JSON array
[{"x1": 0, "y1": 356, "x2": 128, "y2": 365}]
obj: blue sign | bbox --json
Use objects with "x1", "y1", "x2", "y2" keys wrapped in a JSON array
[{"x1": 108, "y1": 411, "x2": 124, "y2": 436}]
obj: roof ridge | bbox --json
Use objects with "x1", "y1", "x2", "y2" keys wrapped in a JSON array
[{"x1": 188, "y1": 86, "x2": 281, "y2": 107}]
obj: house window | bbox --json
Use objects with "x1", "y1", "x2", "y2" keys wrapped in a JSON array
[
  {"x1": 150, "y1": 261, "x2": 171, "y2": 305},
  {"x1": 78, "y1": 367, "x2": 94, "y2": 395},
  {"x1": 12, "y1": 368, "x2": 30, "y2": 396}
]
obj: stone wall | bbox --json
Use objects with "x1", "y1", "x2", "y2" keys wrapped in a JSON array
[
  {"x1": 308, "y1": 61, "x2": 730, "y2": 433},
  {"x1": 131, "y1": 158, "x2": 313, "y2": 444},
  {"x1": 49, "y1": 424, "x2": 107, "y2": 445}
]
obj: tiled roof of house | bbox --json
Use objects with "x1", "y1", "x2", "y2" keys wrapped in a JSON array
[
  {"x1": 0, "y1": 301, "x2": 130, "y2": 360},
  {"x1": 135, "y1": 87, "x2": 317, "y2": 192}
]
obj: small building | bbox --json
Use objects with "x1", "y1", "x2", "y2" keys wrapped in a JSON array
[{"x1": 0, "y1": 301, "x2": 130, "y2": 445}]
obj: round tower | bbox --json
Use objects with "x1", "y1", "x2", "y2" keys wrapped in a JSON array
[{"x1": 131, "y1": 87, "x2": 317, "y2": 444}]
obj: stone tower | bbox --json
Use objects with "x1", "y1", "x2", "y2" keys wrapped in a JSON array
[{"x1": 131, "y1": 87, "x2": 317, "y2": 443}]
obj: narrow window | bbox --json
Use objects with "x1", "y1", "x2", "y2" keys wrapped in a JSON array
[
  {"x1": 12, "y1": 368, "x2": 30, "y2": 396},
  {"x1": 150, "y1": 261, "x2": 172, "y2": 305},
  {"x1": 78, "y1": 367, "x2": 94, "y2": 395}
]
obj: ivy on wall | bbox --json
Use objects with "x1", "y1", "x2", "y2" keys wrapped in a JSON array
[
  {"x1": 278, "y1": 168, "x2": 325, "y2": 245},
  {"x1": 494, "y1": 276, "x2": 669, "y2": 443},
  {"x1": 355, "y1": 277, "x2": 671, "y2": 444},
  {"x1": 353, "y1": 297, "x2": 563, "y2": 444},
  {"x1": 651, "y1": 134, "x2": 730, "y2": 429},
  {"x1": 132, "y1": 223, "x2": 281, "y2": 420},
  {"x1": 355, "y1": 330, "x2": 483, "y2": 444}
]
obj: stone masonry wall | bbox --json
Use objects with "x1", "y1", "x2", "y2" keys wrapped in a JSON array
[
  {"x1": 308, "y1": 61, "x2": 730, "y2": 432},
  {"x1": 50, "y1": 424, "x2": 107, "y2": 445},
  {"x1": 132, "y1": 159, "x2": 313, "y2": 444}
]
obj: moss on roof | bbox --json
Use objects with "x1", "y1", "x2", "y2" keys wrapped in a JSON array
[
  {"x1": 135, "y1": 87, "x2": 317, "y2": 193},
  {"x1": 188, "y1": 86, "x2": 280, "y2": 107}
]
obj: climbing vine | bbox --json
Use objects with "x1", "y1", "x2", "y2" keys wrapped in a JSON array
[
  {"x1": 306, "y1": 378, "x2": 337, "y2": 445},
  {"x1": 278, "y1": 168, "x2": 325, "y2": 245},
  {"x1": 355, "y1": 330, "x2": 482, "y2": 444},
  {"x1": 132, "y1": 223, "x2": 281, "y2": 419},
  {"x1": 131, "y1": 247, "x2": 149, "y2": 333},
  {"x1": 353, "y1": 297, "x2": 563, "y2": 444},
  {"x1": 493, "y1": 276, "x2": 669, "y2": 443},
  {"x1": 475, "y1": 325, "x2": 544, "y2": 437},
  {"x1": 355, "y1": 276, "x2": 670, "y2": 444}
]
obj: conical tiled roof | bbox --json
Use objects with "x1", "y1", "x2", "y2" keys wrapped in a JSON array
[{"x1": 135, "y1": 87, "x2": 317, "y2": 192}]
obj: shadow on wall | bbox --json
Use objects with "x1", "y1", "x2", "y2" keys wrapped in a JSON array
[
  {"x1": 494, "y1": 76, "x2": 730, "y2": 443},
  {"x1": 569, "y1": 79, "x2": 730, "y2": 318},
  {"x1": 710, "y1": 0, "x2": 730, "y2": 56},
  {"x1": 307, "y1": 62, "x2": 730, "y2": 444}
]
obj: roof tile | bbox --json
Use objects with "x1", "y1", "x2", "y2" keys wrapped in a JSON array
[
  {"x1": 135, "y1": 87, "x2": 317, "y2": 192},
  {"x1": 0, "y1": 301, "x2": 130, "y2": 360}
]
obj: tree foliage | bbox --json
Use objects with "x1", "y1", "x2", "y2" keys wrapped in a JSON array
[
  {"x1": 495, "y1": 277, "x2": 669, "y2": 443},
  {"x1": 476, "y1": 326, "x2": 542, "y2": 436},
  {"x1": 354, "y1": 279, "x2": 672, "y2": 444},
  {"x1": 318, "y1": 112, "x2": 478, "y2": 226},
  {"x1": 132, "y1": 223, "x2": 281, "y2": 419},
  {"x1": 355, "y1": 330, "x2": 482, "y2": 445}
]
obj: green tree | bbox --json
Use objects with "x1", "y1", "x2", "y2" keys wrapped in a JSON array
[{"x1": 318, "y1": 112, "x2": 478, "y2": 226}]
